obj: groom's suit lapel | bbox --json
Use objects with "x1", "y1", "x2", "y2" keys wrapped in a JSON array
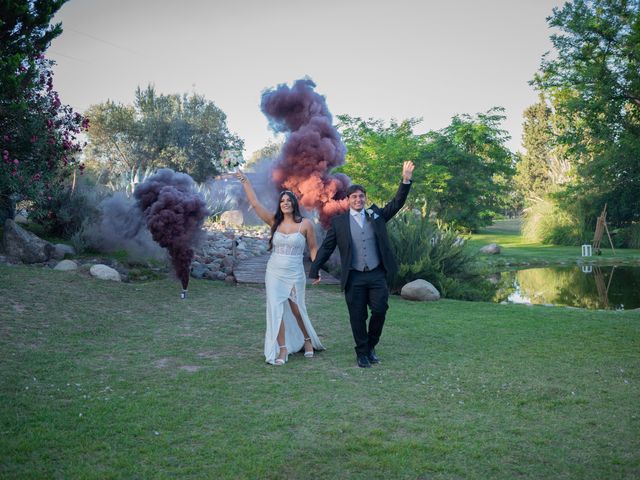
[{"x1": 337, "y1": 212, "x2": 352, "y2": 256}]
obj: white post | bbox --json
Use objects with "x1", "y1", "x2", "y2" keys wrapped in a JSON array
[{"x1": 581, "y1": 244, "x2": 592, "y2": 257}]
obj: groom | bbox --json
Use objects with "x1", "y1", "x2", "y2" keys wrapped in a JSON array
[{"x1": 310, "y1": 161, "x2": 414, "y2": 368}]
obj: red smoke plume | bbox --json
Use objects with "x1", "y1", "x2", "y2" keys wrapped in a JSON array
[{"x1": 261, "y1": 78, "x2": 349, "y2": 227}]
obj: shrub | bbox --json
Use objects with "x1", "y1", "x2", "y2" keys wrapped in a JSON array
[
  {"x1": 522, "y1": 198, "x2": 587, "y2": 245},
  {"x1": 614, "y1": 223, "x2": 640, "y2": 249},
  {"x1": 29, "y1": 177, "x2": 106, "y2": 240},
  {"x1": 387, "y1": 211, "x2": 496, "y2": 300}
]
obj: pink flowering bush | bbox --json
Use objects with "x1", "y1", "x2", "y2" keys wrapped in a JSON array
[{"x1": 0, "y1": 55, "x2": 89, "y2": 230}]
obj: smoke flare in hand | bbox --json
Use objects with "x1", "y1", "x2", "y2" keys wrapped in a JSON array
[
  {"x1": 134, "y1": 168, "x2": 209, "y2": 290},
  {"x1": 261, "y1": 78, "x2": 350, "y2": 227}
]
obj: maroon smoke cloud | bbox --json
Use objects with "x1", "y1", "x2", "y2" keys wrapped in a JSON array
[
  {"x1": 261, "y1": 78, "x2": 350, "y2": 227},
  {"x1": 134, "y1": 169, "x2": 209, "y2": 290}
]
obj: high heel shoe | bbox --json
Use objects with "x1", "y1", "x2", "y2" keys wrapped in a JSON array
[
  {"x1": 303, "y1": 337, "x2": 314, "y2": 358},
  {"x1": 274, "y1": 345, "x2": 288, "y2": 365}
]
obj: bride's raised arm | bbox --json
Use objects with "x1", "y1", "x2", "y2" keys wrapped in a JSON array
[{"x1": 236, "y1": 172, "x2": 274, "y2": 226}]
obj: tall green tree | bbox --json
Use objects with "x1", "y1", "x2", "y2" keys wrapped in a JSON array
[
  {"x1": 337, "y1": 115, "x2": 448, "y2": 211},
  {"x1": 516, "y1": 95, "x2": 555, "y2": 200},
  {"x1": 0, "y1": 0, "x2": 87, "y2": 223},
  {"x1": 533, "y1": 0, "x2": 640, "y2": 225},
  {"x1": 84, "y1": 85, "x2": 244, "y2": 183},
  {"x1": 425, "y1": 109, "x2": 516, "y2": 231}
]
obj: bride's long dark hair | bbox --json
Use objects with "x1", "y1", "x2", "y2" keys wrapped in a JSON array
[{"x1": 269, "y1": 190, "x2": 303, "y2": 251}]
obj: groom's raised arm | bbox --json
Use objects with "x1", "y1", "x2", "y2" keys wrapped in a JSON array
[{"x1": 381, "y1": 161, "x2": 415, "y2": 221}]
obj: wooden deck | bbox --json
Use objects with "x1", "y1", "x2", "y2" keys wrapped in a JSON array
[{"x1": 234, "y1": 254, "x2": 340, "y2": 285}]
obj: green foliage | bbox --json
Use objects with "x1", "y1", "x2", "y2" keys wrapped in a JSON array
[
  {"x1": 338, "y1": 111, "x2": 515, "y2": 232},
  {"x1": 194, "y1": 182, "x2": 233, "y2": 220},
  {"x1": 0, "y1": 0, "x2": 66, "y2": 101},
  {"x1": 424, "y1": 109, "x2": 516, "y2": 231},
  {"x1": 104, "y1": 166, "x2": 156, "y2": 197},
  {"x1": 337, "y1": 115, "x2": 447, "y2": 210},
  {"x1": 84, "y1": 85, "x2": 244, "y2": 183},
  {"x1": 614, "y1": 223, "x2": 640, "y2": 249},
  {"x1": 522, "y1": 197, "x2": 587, "y2": 246},
  {"x1": 28, "y1": 178, "x2": 105, "y2": 239},
  {"x1": 532, "y1": 0, "x2": 640, "y2": 226},
  {"x1": 387, "y1": 212, "x2": 495, "y2": 300},
  {"x1": 516, "y1": 97, "x2": 553, "y2": 199},
  {"x1": 0, "y1": 1, "x2": 88, "y2": 222}
]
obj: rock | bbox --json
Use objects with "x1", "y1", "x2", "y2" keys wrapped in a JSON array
[
  {"x1": 89, "y1": 264, "x2": 121, "y2": 281},
  {"x1": 222, "y1": 256, "x2": 234, "y2": 271},
  {"x1": 53, "y1": 243, "x2": 76, "y2": 260},
  {"x1": 14, "y1": 214, "x2": 28, "y2": 224},
  {"x1": 2, "y1": 219, "x2": 54, "y2": 263},
  {"x1": 204, "y1": 269, "x2": 219, "y2": 280},
  {"x1": 54, "y1": 259, "x2": 78, "y2": 271},
  {"x1": 220, "y1": 210, "x2": 244, "y2": 227},
  {"x1": 401, "y1": 279, "x2": 441, "y2": 301},
  {"x1": 480, "y1": 243, "x2": 501, "y2": 254},
  {"x1": 190, "y1": 262, "x2": 208, "y2": 279}
]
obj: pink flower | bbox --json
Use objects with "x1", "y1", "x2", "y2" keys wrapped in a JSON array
[
  {"x1": 30, "y1": 135, "x2": 37, "y2": 143},
  {"x1": 13, "y1": 159, "x2": 19, "y2": 165}
]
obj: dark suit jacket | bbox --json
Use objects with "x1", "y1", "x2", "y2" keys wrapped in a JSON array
[{"x1": 310, "y1": 181, "x2": 412, "y2": 290}]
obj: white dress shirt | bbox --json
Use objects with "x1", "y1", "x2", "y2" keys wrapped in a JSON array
[{"x1": 350, "y1": 208, "x2": 365, "y2": 228}]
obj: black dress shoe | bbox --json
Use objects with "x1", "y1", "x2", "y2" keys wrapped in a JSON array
[
  {"x1": 357, "y1": 354, "x2": 371, "y2": 368},
  {"x1": 367, "y1": 349, "x2": 380, "y2": 364}
]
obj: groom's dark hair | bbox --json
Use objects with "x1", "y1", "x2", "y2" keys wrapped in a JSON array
[{"x1": 346, "y1": 184, "x2": 366, "y2": 196}]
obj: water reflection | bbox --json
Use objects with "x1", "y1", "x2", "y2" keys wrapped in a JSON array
[{"x1": 494, "y1": 265, "x2": 640, "y2": 310}]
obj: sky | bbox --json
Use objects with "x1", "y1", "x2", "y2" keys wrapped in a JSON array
[{"x1": 49, "y1": 0, "x2": 565, "y2": 158}]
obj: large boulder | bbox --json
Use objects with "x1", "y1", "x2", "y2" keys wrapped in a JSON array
[
  {"x1": 401, "y1": 279, "x2": 441, "y2": 301},
  {"x1": 220, "y1": 210, "x2": 244, "y2": 227},
  {"x1": 480, "y1": 243, "x2": 501, "y2": 254},
  {"x1": 89, "y1": 264, "x2": 121, "y2": 281},
  {"x1": 2, "y1": 219, "x2": 55, "y2": 263},
  {"x1": 53, "y1": 243, "x2": 76, "y2": 260},
  {"x1": 54, "y1": 259, "x2": 78, "y2": 271}
]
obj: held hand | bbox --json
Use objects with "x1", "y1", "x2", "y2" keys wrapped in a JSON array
[
  {"x1": 312, "y1": 272, "x2": 322, "y2": 285},
  {"x1": 402, "y1": 161, "x2": 415, "y2": 182}
]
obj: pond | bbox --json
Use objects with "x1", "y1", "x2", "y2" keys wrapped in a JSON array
[{"x1": 493, "y1": 265, "x2": 640, "y2": 311}]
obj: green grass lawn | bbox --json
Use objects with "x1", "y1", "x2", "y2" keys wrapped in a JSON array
[
  {"x1": 469, "y1": 219, "x2": 640, "y2": 269},
  {"x1": 1, "y1": 264, "x2": 639, "y2": 479}
]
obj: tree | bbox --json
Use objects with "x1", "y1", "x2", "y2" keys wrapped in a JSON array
[
  {"x1": 515, "y1": 95, "x2": 555, "y2": 200},
  {"x1": 424, "y1": 109, "x2": 516, "y2": 231},
  {"x1": 337, "y1": 115, "x2": 448, "y2": 211},
  {"x1": 84, "y1": 85, "x2": 244, "y2": 183},
  {"x1": 338, "y1": 111, "x2": 515, "y2": 232},
  {"x1": 1, "y1": 0, "x2": 88, "y2": 223},
  {"x1": 532, "y1": 0, "x2": 640, "y2": 225}
]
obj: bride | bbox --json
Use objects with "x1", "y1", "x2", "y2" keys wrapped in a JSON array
[{"x1": 237, "y1": 172, "x2": 324, "y2": 365}]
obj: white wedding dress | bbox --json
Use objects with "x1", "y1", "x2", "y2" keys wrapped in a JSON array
[{"x1": 264, "y1": 225, "x2": 324, "y2": 364}]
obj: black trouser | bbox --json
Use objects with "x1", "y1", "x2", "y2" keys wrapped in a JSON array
[{"x1": 344, "y1": 267, "x2": 389, "y2": 355}]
